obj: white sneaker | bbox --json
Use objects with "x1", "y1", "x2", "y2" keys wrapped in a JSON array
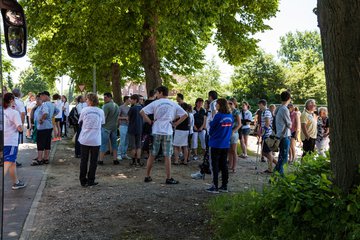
[
  {"x1": 117, "y1": 155, "x2": 123, "y2": 161},
  {"x1": 193, "y1": 155, "x2": 198, "y2": 161},
  {"x1": 191, "y1": 171, "x2": 204, "y2": 180}
]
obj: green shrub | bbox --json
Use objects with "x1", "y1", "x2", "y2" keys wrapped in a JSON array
[{"x1": 208, "y1": 155, "x2": 360, "y2": 240}]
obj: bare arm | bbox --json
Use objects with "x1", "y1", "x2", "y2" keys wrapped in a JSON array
[
  {"x1": 140, "y1": 110, "x2": 152, "y2": 125},
  {"x1": 233, "y1": 114, "x2": 242, "y2": 133}
]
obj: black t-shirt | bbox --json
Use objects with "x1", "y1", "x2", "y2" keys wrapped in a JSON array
[
  {"x1": 193, "y1": 107, "x2": 206, "y2": 129},
  {"x1": 128, "y1": 104, "x2": 143, "y2": 135},
  {"x1": 176, "y1": 117, "x2": 190, "y2": 131},
  {"x1": 143, "y1": 99, "x2": 155, "y2": 134}
]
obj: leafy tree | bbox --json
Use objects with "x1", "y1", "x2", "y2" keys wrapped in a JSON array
[
  {"x1": 16, "y1": 67, "x2": 53, "y2": 95},
  {"x1": 23, "y1": 0, "x2": 279, "y2": 97},
  {"x1": 279, "y1": 31, "x2": 326, "y2": 104},
  {"x1": 317, "y1": 0, "x2": 360, "y2": 193},
  {"x1": 172, "y1": 59, "x2": 224, "y2": 104},
  {"x1": 278, "y1": 30, "x2": 323, "y2": 63},
  {"x1": 231, "y1": 50, "x2": 286, "y2": 106}
]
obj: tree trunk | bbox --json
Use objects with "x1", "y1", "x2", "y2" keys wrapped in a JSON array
[
  {"x1": 141, "y1": 4, "x2": 162, "y2": 96},
  {"x1": 317, "y1": 0, "x2": 360, "y2": 193},
  {"x1": 111, "y1": 62, "x2": 122, "y2": 105}
]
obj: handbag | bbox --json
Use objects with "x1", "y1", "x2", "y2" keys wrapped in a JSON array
[{"x1": 265, "y1": 133, "x2": 280, "y2": 152}]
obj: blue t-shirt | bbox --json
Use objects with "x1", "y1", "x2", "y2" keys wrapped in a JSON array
[
  {"x1": 37, "y1": 102, "x2": 56, "y2": 130},
  {"x1": 209, "y1": 113, "x2": 233, "y2": 149}
]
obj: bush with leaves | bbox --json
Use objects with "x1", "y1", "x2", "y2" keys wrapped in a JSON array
[{"x1": 208, "y1": 155, "x2": 360, "y2": 240}]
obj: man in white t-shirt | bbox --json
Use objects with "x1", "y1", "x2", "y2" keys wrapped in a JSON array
[
  {"x1": 208, "y1": 90, "x2": 218, "y2": 119},
  {"x1": 140, "y1": 86, "x2": 188, "y2": 184}
]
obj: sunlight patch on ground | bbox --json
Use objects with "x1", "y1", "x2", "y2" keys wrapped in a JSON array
[{"x1": 112, "y1": 173, "x2": 128, "y2": 179}]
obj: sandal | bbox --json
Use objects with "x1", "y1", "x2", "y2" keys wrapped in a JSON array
[{"x1": 31, "y1": 160, "x2": 43, "y2": 166}]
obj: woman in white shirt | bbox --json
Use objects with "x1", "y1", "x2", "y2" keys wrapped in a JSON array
[
  {"x1": 3, "y1": 93, "x2": 26, "y2": 190},
  {"x1": 26, "y1": 94, "x2": 36, "y2": 138},
  {"x1": 78, "y1": 93, "x2": 105, "y2": 187},
  {"x1": 60, "y1": 95, "x2": 70, "y2": 137},
  {"x1": 53, "y1": 94, "x2": 63, "y2": 140}
]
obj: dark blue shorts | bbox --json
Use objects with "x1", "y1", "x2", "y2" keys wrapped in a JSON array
[{"x1": 4, "y1": 146, "x2": 18, "y2": 162}]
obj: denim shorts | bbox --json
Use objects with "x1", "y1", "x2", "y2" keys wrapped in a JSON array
[
  {"x1": 152, "y1": 134, "x2": 173, "y2": 157},
  {"x1": 230, "y1": 132, "x2": 239, "y2": 144},
  {"x1": 100, "y1": 128, "x2": 118, "y2": 152}
]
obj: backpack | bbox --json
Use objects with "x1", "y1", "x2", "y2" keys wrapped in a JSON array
[{"x1": 68, "y1": 107, "x2": 79, "y2": 126}]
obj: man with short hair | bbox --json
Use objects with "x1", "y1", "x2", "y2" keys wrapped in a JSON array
[
  {"x1": 140, "y1": 86, "x2": 188, "y2": 184},
  {"x1": 301, "y1": 99, "x2": 318, "y2": 157},
  {"x1": 128, "y1": 94, "x2": 144, "y2": 166},
  {"x1": 208, "y1": 90, "x2": 218, "y2": 118},
  {"x1": 98, "y1": 92, "x2": 120, "y2": 165},
  {"x1": 274, "y1": 91, "x2": 292, "y2": 175}
]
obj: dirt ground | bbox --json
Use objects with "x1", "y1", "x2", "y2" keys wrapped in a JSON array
[{"x1": 28, "y1": 135, "x2": 272, "y2": 240}]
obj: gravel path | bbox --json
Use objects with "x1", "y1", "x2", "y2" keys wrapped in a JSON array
[{"x1": 27, "y1": 136, "x2": 271, "y2": 240}]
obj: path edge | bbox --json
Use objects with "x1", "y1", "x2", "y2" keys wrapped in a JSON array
[{"x1": 19, "y1": 141, "x2": 58, "y2": 240}]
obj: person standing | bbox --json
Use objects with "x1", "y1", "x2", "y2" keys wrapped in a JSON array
[
  {"x1": 301, "y1": 99, "x2": 318, "y2": 157},
  {"x1": 60, "y1": 95, "x2": 70, "y2": 137},
  {"x1": 274, "y1": 91, "x2": 292, "y2": 175},
  {"x1": 53, "y1": 94, "x2": 63, "y2": 141},
  {"x1": 25, "y1": 94, "x2": 36, "y2": 139},
  {"x1": 142, "y1": 90, "x2": 156, "y2": 157},
  {"x1": 117, "y1": 96, "x2": 131, "y2": 160},
  {"x1": 12, "y1": 88, "x2": 25, "y2": 167},
  {"x1": 3, "y1": 93, "x2": 26, "y2": 190},
  {"x1": 140, "y1": 86, "x2": 188, "y2": 184},
  {"x1": 74, "y1": 95, "x2": 86, "y2": 158},
  {"x1": 127, "y1": 94, "x2": 144, "y2": 166},
  {"x1": 239, "y1": 101, "x2": 253, "y2": 158},
  {"x1": 316, "y1": 107, "x2": 330, "y2": 157},
  {"x1": 78, "y1": 93, "x2": 105, "y2": 187},
  {"x1": 176, "y1": 93, "x2": 184, "y2": 105},
  {"x1": 206, "y1": 98, "x2": 233, "y2": 193},
  {"x1": 173, "y1": 103, "x2": 190, "y2": 165},
  {"x1": 32, "y1": 91, "x2": 59, "y2": 165},
  {"x1": 98, "y1": 92, "x2": 120, "y2": 165},
  {"x1": 288, "y1": 103, "x2": 300, "y2": 162},
  {"x1": 227, "y1": 98, "x2": 241, "y2": 173},
  {"x1": 257, "y1": 99, "x2": 272, "y2": 162},
  {"x1": 191, "y1": 98, "x2": 207, "y2": 161}
]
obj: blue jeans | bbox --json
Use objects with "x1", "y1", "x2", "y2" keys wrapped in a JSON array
[
  {"x1": 100, "y1": 128, "x2": 118, "y2": 153},
  {"x1": 274, "y1": 137, "x2": 290, "y2": 175},
  {"x1": 118, "y1": 125, "x2": 128, "y2": 157}
]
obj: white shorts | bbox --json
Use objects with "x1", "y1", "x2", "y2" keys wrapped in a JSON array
[{"x1": 173, "y1": 130, "x2": 189, "y2": 147}]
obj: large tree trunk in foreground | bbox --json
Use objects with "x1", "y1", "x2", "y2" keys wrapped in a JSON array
[
  {"x1": 111, "y1": 62, "x2": 122, "y2": 105},
  {"x1": 141, "y1": 4, "x2": 162, "y2": 96},
  {"x1": 317, "y1": 0, "x2": 360, "y2": 193}
]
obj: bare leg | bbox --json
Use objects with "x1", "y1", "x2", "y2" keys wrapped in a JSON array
[
  {"x1": 44, "y1": 150, "x2": 50, "y2": 160},
  {"x1": 8, "y1": 163, "x2": 18, "y2": 183},
  {"x1": 174, "y1": 146, "x2": 180, "y2": 164},
  {"x1": 183, "y1": 147, "x2": 189, "y2": 164},
  {"x1": 112, "y1": 149, "x2": 118, "y2": 160},
  {"x1": 227, "y1": 149, "x2": 233, "y2": 169},
  {"x1": 99, "y1": 151, "x2": 105, "y2": 161},
  {"x1": 231, "y1": 143, "x2": 238, "y2": 172},
  {"x1": 146, "y1": 155, "x2": 155, "y2": 177},
  {"x1": 136, "y1": 148, "x2": 142, "y2": 159},
  {"x1": 264, "y1": 152, "x2": 274, "y2": 172},
  {"x1": 37, "y1": 150, "x2": 44, "y2": 160},
  {"x1": 164, "y1": 156, "x2": 171, "y2": 179}
]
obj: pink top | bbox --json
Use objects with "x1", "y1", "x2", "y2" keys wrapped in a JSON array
[{"x1": 290, "y1": 111, "x2": 298, "y2": 133}]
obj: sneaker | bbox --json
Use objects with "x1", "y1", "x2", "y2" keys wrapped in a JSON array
[
  {"x1": 165, "y1": 178, "x2": 179, "y2": 184},
  {"x1": 191, "y1": 171, "x2": 204, "y2": 180},
  {"x1": 123, "y1": 155, "x2": 132, "y2": 160},
  {"x1": 193, "y1": 155, "x2": 198, "y2": 161},
  {"x1": 206, "y1": 186, "x2": 219, "y2": 194},
  {"x1": 218, "y1": 186, "x2": 228, "y2": 193},
  {"x1": 144, "y1": 176, "x2": 153, "y2": 183},
  {"x1": 12, "y1": 180, "x2": 26, "y2": 190},
  {"x1": 88, "y1": 182, "x2": 98, "y2": 186},
  {"x1": 113, "y1": 160, "x2": 120, "y2": 165},
  {"x1": 117, "y1": 155, "x2": 123, "y2": 161},
  {"x1": 261, "y1": 157, "x2": 266, "y2": 162},
  {"x1": 16, "y1": 161, "x2": 22, "y2": 167}
]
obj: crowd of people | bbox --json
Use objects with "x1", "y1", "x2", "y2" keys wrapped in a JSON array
[{"x1": 2, "y1": 85, "x2": 330, "y2": 193}]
